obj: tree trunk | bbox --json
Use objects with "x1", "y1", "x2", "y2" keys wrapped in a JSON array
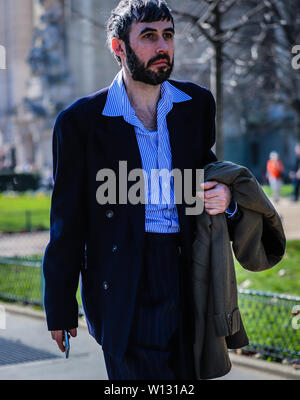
[
  {"x1": 215, "y1": 43, "x2": 223, "y2": 159},
  {"x1": 210, "y1": 4, "x2": 224, "y2": 159},
  {"x1": 296, "y1": 110, "x2": 300, "y2": 143}
]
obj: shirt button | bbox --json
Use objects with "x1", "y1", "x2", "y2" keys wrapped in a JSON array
[
  {"x1": 106, "y1": 210, "x2": 114, "y2": 219},
  {"x1": 112, "y1": 245, "x2": 118, "y2": 253},
  {"x1": 103, "y1": 281, "x2": 109, "y2": 290}
]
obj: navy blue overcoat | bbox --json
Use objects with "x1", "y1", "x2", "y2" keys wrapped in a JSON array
[{"x1": 43, "y1": 79, "x2": 217, "y2": 358}]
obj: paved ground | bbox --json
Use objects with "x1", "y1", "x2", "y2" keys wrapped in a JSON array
[
  {"x1": 0, "y1": 310, "x2": 291, "y2": 380},
  {"x1": 0, "y1": 231, "x2": 49, "y2": 257},
  {"x1": 271, "y1": 197, "x2": 300, "y2": 240}
]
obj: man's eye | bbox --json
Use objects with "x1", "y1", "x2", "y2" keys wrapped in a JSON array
[
  {"x1": 144, "y1": 33, "x2": 153, "y2": 39},
  {"x1": 164, "y1": 33, "x2": 173, "y2": 39}
]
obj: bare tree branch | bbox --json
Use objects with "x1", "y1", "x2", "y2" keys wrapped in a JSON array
[
  {"x1": 219, "y1": 0, "x2": 239, "y2": 15},
  {"x1": 197, "y1": 0, "x2": 223, "y2": 24},
  {"x1": 223, "y1": 3, "x2": 266, "y2": 33},
  {"x1": 172, "y1": 9, "x2": 215, "y2": 43},
  {"x1": 70, "y1": 6, "x2": 105, "y2": 30},
  {"x1": 264, "y1": 0, "x2": 296, "y2": 45}
]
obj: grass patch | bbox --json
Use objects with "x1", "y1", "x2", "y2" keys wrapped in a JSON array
[
  {"x1": 0, "y1": 255, "x2": 82, "y2": 307},
  {"x1": 0, "y1": 192, "x2": 51, "y2": 232},
  {"x1": 0, "y1": 261, "x2": 41, "y2": 304},
  {"x1": 235, "y1": 240, "x2": 300, "y2": 362},
  {"x1": 261, "y1": 184, "x2": 293, "y2": 198},
  {"x1": 235, "y1": 240, "x2": 300, "y2": 296}
]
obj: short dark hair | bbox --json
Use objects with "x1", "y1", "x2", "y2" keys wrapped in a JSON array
[{"x1": 106, "y1": 0, "x2": 174, "y2": 65}]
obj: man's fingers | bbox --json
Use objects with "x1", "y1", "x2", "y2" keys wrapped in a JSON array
[
  {"x1": 51, "y1": 328, "x2": 77, "y2": 353},
  {"x1": 205, "y1": 199, "x2": 228, "y2": 209},
  {"x1": 203, "y1": 186, "x2": 223, "y2": 200},
  {"x1": 200, "y1": 181, "x2": 218, "y2": 190},
  {"x1": 199, "y1": 182, "x2": 232, "y2": 215},
  {"x1": 205, "y1": 208, "x2": 220, "y2": 216},
  {"x1": 51, "y1": 330, "x2": 65, "y2": 352},
  {"x1": 69, "y1": 328, "x2": 77, "y2": 337}
]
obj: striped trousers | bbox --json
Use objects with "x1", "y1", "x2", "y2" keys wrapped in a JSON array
[{"x1": 103, "y1": 232, "x2": 196, "y2": 380}]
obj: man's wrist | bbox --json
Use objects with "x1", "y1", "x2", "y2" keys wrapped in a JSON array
[
  {"x1": 225, "y1": 199, "x2": 238, "y2": 218},
  {"x1": 225, "y1": 199, "x2": 243, "y2": 222}
]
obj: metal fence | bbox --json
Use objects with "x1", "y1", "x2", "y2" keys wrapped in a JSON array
[
  {"x1": 238, "y1": 289, "x2": 300, "y2": 364},
  {"x1": 0, "y1": 253, "x2": 300, "y2": 364},
  {"x1": 0, "y1": 256, "x2": 43, "y2": 306}
]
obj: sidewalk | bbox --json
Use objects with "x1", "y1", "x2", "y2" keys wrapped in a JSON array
[
  {"x1": 0, "y1": 304, "x2": 299, "y2": 380},
  {"x1": 270, "y1": 197, "x2": 300, "y2": 240}
]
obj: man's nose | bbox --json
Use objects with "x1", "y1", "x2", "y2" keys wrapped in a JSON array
[{"x1": 156, "y1": 37, "x2": 169, "y2": 53}]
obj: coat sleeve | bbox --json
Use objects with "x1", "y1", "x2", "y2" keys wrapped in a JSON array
[
  {"x1": 43, "y1": 108, "x2": 87, "y2": 331},
  {"x1": 204, "y1": 162, "x2": 286, "y2": 271},
  {"x1": 231, "y1": 204, "x2": 286, "y2": 271}
]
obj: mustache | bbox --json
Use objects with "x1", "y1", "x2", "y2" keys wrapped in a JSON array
[{"x1": 147, "y1": 56, "x2": 171, "y2": 67}]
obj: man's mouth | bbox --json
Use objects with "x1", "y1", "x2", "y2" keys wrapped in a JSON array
[
  {"x1": 151, "y1": 60, "x2": 169, "y2": 66},
  {"x1": 151, "y1": 59, "x2": 169, "y2": 66}
]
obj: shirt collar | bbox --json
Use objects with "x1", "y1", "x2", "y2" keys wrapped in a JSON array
[{"x1": 102, "y1": 70, "x2": 192, "y2": 118}]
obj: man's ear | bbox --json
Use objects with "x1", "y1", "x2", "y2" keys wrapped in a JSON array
[{"x1": 111, "y1": 38, "x2": 126, "y2": 60}]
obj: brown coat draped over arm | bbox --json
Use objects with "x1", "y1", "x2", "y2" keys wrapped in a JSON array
[{"x1": 192, "y1": 161, "x2": 286, "y2": 379}]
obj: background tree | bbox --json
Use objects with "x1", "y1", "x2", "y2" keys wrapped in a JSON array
[
  {"x1": 171, "y1": 0, "x2": 271, "y2": 158},
  {"x1": 263, "y1": 0, "x2": 300, "y2": 141}
]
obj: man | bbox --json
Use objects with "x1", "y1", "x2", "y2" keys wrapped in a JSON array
[
  {"x1": 266, "y1": 151, "x2": 284, "y2": 203},
  {"x1": 290, "y1": 143, "x2": 300, "y2": 202},
  {"x1": 43, "y1": 0, "x2": 238, "y2": 380}
]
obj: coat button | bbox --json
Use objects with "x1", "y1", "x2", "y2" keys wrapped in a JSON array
[
  {"x1": 227, "y1": 314, "x2": 232, "y2": 328},
  {"x1": 103, "y1": 281, "x2": 109, "y2": 290},
  {"x1": 106, "y1": 210, "x2": 114, "y2": 218},
  {"x1": 112, "y1": 244, "x2": 118, "y2": 253}
]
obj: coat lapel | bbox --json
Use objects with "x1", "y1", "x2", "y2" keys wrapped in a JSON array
[
  {"x1": 167, "y1": 102, "x2": 194, "y2": 172},
  {"x1": 96, "y1": 115, "x2": 143, "y2": 175}
]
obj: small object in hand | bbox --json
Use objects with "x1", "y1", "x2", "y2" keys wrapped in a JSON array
[{"x1": 64, "y1": 330, "x2": 70, "y2": 359}]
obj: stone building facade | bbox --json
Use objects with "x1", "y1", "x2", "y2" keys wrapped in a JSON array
[{"x1": 0, "y1": 0, "x2": 120, "y2": 174}]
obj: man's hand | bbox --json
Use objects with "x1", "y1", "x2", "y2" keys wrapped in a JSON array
[
  {"x1": 197, "y1": 181, "x2": 232, "y2": 216},
  {"x1": 51, "y1": 328, "x2": 77, "y2": 353}
]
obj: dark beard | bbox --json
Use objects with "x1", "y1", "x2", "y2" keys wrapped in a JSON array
[{"x1": 125, "y1": 42, "x2": 174, "y2": 86}]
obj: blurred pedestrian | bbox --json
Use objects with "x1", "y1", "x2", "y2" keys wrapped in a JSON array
[
  {"x1": 266, "y1": 151, "x2": 284, "y2": 202},
  {"x1": 289, "y1": 143, "x2": 300, "y2": 202}
]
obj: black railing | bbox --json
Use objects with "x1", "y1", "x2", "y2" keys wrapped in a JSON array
[{"x1": 238, "y1": 289, "x2": 300, "y2": 364}]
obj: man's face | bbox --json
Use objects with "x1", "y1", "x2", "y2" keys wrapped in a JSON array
[{"x1": 124, "y1": 20, "x2": 175, "y2": 85}]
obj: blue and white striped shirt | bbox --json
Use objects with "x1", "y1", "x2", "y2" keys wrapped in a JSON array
[{"x1": 102, "y1": 70, "x2": 192, "y2": 233}]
